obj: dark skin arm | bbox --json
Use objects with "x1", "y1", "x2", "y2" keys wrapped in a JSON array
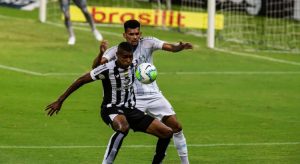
[
  {"x1": 162, "y1": 42, "x2": 193, "y2": 52},
  {"x1": 92, "y1": 40, "x2": 109, "y2": 69},
  {"x1": 45, "y1": 73, "x2": 94, "y2": 116}
]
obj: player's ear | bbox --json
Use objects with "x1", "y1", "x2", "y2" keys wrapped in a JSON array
[{"x1": 123, "y1": 33, "x2": 126, "y2": 39}]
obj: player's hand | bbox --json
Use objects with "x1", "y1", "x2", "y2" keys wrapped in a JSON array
[
  {"x1": 45, "y1": 101, "x2": 62, "y2": 116},
  {"x1": 179, "y1": 42, "x2": 193, "y2": 50},
  {"x1": 100, "y1": 40, "x2": 108, "y2": 54}
]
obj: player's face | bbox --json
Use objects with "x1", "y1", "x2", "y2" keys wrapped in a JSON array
[
  {"x1": 123, "y1": 28, "x2": 141, "y2": 46},
  {"x1": 116, "y1": 50, "x2": 133, "y2": 69}
]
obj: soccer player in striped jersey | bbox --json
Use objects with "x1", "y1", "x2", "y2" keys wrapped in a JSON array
[
  {"x1": 59, "y1": 0, "x2": 103, "y2": 45},
  {"x1": 92, "y1": 20, "x2": 193, "y2": 164},
  {"x1": 45, "y1": 42, "x2": 173, "y2": 164}
]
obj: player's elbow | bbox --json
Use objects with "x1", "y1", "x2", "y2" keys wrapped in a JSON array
[
  {"x1": 92, "y1": 63, "x2": 98, "y2": 69},
  {"x1": 92, "y1": 57, "x2": 108, "y2": 69},
  {"x1": 100, "y1": 57, "x2": 108, "y2": 64}
]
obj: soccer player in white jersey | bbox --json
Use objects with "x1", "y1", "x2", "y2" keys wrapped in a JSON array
[
  {"x1": 93, "y1": 20, "x2": 193, "y2": 164},
  {"x1": 46, "y1": 42, "x2": 173, "y2": 164},
  {"x1": 59, "y1": 0, "x2": 103, "y2": 45}
]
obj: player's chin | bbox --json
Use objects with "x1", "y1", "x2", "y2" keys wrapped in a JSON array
[
  {"x1": 125, "y1": 63, "x2": 131, "y2": 68},
  {"x1": 121, "y1": 63, "x2": 131, "y2": 69},
  {"x1": 130, "y1": 41, "x2": 138, "y2": 45}
]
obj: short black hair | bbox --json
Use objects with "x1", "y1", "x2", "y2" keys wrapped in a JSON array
[
  {"x1": 118, "y1": 42, "x2": 133, "y2": 53},
  {"x1": 124, "y1": 19, "x2": 140, "y2": 31}
]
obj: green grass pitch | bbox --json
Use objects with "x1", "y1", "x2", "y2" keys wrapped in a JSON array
[{"x1": 0, "y1": 8, "x2": 300, "y2": 164}]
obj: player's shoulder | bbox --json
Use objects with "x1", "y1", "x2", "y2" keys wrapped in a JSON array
[
  {"x1": 104, "y1": 46, "x2": 118, "y2": 54},
  {"x1": 139, "y1": 36, "x2": 164, "y2": 49},
  {"x1": 140, "y1": 37, "x2": 163, "y2": 47},
  {"x1": 140, "y1": 36, "x2": 160, "y2": 42},
  {"x1": 94, "y1": 60, "x2": 114, "y2": 71},
  {"x1": 92, "y1": 63, "x2": 109, "y2": 76},
  {"x1": 105, "y1": 60, "x2": 116, "y2": 69}
]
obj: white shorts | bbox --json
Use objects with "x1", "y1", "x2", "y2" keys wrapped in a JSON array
[{"x1": 135, "y1": 92, "x2": 175, "y2": 121}]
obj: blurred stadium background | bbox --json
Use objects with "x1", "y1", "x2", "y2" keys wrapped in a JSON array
[{"x1": 1, "y1": 0, "x2": 300, "y2": 163}]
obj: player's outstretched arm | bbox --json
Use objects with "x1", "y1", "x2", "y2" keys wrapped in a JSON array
[
  {"x1": 45, "y1": 73, "x2": 94, "y2": 116},
  {"x1": 162, "y1": 42, "x2": 193, "y2": 52},
  {"x1": 92, "y1": 40, "x2": 109, "y2": 69}
]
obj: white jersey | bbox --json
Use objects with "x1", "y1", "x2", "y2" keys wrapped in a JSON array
[{"x1": 103, "y1": 37, "x2": 165, "y2": 95}]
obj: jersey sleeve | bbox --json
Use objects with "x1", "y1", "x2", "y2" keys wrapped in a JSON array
[
  {"x1": 151, "y1": 37, "x2": 165, "y2": 50},
  {"x1": 102, "y1": 46, "x2": 117, "y2": 61},
  {"x1": 90, "y1": 65, "x2": 107, "y2": 80},
  {"x1": 143, "y1": 37, "x2": 165, "y2": 51}
]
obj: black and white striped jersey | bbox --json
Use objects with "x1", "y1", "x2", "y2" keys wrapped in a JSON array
[
  {"x1": 90, "y1": 60, "x2": 136, "y2": 108},
  {"x1": 103, "y1": 37, "x2": 165, "y2": 95}
]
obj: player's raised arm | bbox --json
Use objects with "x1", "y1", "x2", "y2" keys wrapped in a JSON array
[
  {"x1": 92, "y1": 40, "x2": 109, "y2": 69},
  {"x1": 45, "y1": 73, "x2": 94, "y2": 116},
  {"x1": 162, "y1": 42, "x2": 193, "y2": 52}
]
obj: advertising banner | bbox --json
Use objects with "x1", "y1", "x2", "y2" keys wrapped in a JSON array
[{"x1": 70, "y1": 6, "x2": 224, "y2": 30}]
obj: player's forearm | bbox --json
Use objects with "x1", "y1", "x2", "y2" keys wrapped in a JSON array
[
  {"x1": 162, "y1": 42, "x2": 193, "y2": 52},
  {"x1": 57, "y1": 80, "x2": 83, "y2": 103},
  {"x1": 162, "y1": 43, "x2": 185, "y2": 52},
  {"x1": 93, "y1": 41, "x2": 108, "y2": 68},
  {"x1": 171, "y1": 44, "x2": 185, "y2": 52},
  {"x1": 92, "y1": 53, "x2": 102, "y2": 69},
  {"x1": 57, "y1": 73, "x2": 92, "y2": 103}
]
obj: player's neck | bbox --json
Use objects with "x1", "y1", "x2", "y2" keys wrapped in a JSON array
[{"x1": 132, "y1": 44, "x2": 138, "y2": 52}]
